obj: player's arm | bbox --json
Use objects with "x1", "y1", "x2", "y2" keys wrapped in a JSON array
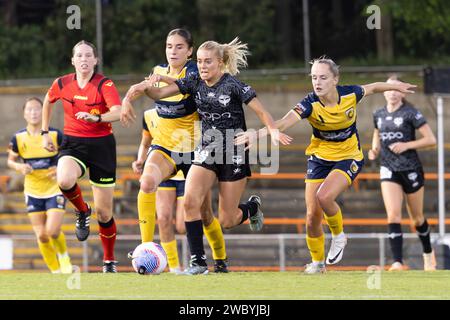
[
  {"x1": 7, "y1": 150, "x2": 32, "y2": 175},
  {"x1": 42, "y1": 93, "x2": 56, "y2": 152},
  {"x1": 389, "y1": 123, "x2": 437, "y2": 155},
  {"x1": 368, "y1": 128, "x2": 380, "y2": 160},
  {"x1": 235, "y1": 101, "x2": 296, "y2": 148},
  {"x1": 132, "y1": 130, "x2": 153, "y2": 174},
  {"x1": 362, "y1": 82, "x2": 416, "y2": 96}
]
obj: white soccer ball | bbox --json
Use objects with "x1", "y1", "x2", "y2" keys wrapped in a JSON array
[{"x1": 131, "y1": 242, "x2": 167, "y2": 275}]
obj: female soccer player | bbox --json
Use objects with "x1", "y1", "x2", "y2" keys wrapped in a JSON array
[
  {"x1": 368, "y1": 75, "x2": 437, "y2": 271},
  {"x1": 125, "y1": 37, "x2": 291, "y2": 275},
  {"x1": 236, "y1": 57, "x2": 416, "y2": 273},
  {"x1": 41, "y1": 40, "x2": 127, "y2": 273},
  {"x1": 8, "y1": 97, "x2": 72, "y2": 274},
  {"x1": 123, "y1": 29, "x2": 228, "y2": 272},
  {"x1": 132, "y1": 108, "x2": 228, "y2": 273}
]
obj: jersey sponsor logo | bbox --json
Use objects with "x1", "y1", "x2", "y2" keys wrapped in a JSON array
[
  {"x1": 218, "y1": 95, "x2": 231, "y2": 107},
  {"x1": 380, "y1": 131, "x2": 404, "y2": 141},
  {"x1": 207, "y1": 92, "x2": 216, "y2": 98},
  {"x1": 293, "y1": 103, "x2": 307, "y2": 115},
  {"x1": 386, "y1": 116, "x2": 392, "y2": 121},
  {"x1": 74, "y1": 95, "x2": 88, "y2": 101},
  {"x1": 105, "y1": 81, "x2": 113, "y2": 87},
  {"x1": 100, "y1": 178, "x2": 114, "y2": 182},
  {"x1": 393, "y1": 117, "x2": 403, "y2": 127},
  {"x1": 318, "y1": 127, "x2": 353, "y2": 141},
  {"x1": 345, "y1": 107, "x2": 355, "y2": 119},
  {"x1": 198, "y1": 110, "x2": 231, "y2": 121},
  {"x1": 90, "y1": 108, "x2": 100, "y2": 115}
]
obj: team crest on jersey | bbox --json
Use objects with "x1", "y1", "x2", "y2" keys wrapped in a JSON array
[
  {"x1": 232, "y1": 155, "x2": 243, "y2": 165},
  {"x1": 394, "y1": 117, "x2": 403, "y2": 127},
  {"x1": 218, "y1": 95, "x2": 231, "y2": 107},
  {"x1": 345, "y1": 107, "x2": 355, "y2": 119},
  {"x1": 193, "y1": 149, "x2": 209, "y2": 164},
  {"x1": 350, "y1": 161, "x2": 359, "y2": 174},
  {"x1": 242, "y1": 86, "x2": 251, "y2": 94},
  {"x1": 415, "y1": 112, "x2": 423, "y2": 120}
]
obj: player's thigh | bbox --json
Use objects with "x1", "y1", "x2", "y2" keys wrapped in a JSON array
[
  {"x1": 405, "y1": 186, "x2": 425, "y2": 225},
  {"x1": 217, "y1": 178, "x2": 247, "y2": 218},
  {"x1": 143, "y1": 150, "x2": 177, "y2": 185},
  {"x1": 57, "y1": 156, "x2": 83, "y2": 186},
  {"x1": 381, "y1": 181, "x2": 404, "y2": 223},
  {"x1": 45, "y1": 210, "x2": 65, "y2": 237},
  {"x1": 317, "y1": 170, "x2": 349, "y2": 203},
  {"x1": 183, "y1": 165, "x2": 216, "y2": 220},
  {"x1": 156, "y1": 189, "x2": 177, "y2": 224},
  {"x1": 28, "y1": 212, "x2": 47, "y2": 240},
  {"x1": 91, "y1": 186, "x2": 114, "y2": 222}
]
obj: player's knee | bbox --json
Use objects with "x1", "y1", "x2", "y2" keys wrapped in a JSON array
[
  {"x1": 47, "y1": 228, "x2": 60, "y2": 239},
  {"x1": 218, "y1": 212, "x2": 234, "y2": 229},
  {"x1": 316, "y1": 190, "x2": 333, "y2": 208},
  {"x1": 140, "y1": 176, "x2": 158, "y2": 194},
  {"x1": 184, "y1": 196, "x2": 201, "y2": 216},
  {"x1": 57, "y1": 176, "x2": 77, "y2": 190},
  {"x1": 157, "y1": 212, "x2": 172, "y2": 229},
  {"x1": 175, "y1": 223, "x2": 186, "y2": 234},
  {"x1": 37, "y1": 231, "x2": 49, "y2": 243}
]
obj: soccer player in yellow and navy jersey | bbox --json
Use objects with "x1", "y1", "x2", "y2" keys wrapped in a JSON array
[
  {"x1": 131, "y1": 108, "x2": 227, "y2": 273},
  {"x1": 123, "y1": 29, "x2": 228, "y2": 273},
  {"x1": 7, "y1": 97, "x2": 72, "y2": 274},
  {"x1": 236, "y1": 57, "x2": 416, "y2": 273}
]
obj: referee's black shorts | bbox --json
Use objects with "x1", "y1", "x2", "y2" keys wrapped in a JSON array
[{"x1": 58, "y1": 134, "x2": 116, "y2": 187}]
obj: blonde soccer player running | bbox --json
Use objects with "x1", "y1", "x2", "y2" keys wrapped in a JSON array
[
  {"x1": 8, "y1": 97, "x2": 72, "y2": 274},
  {"x1": 236, "y1": 57, "x2": 416, "y2": 273},
  {"x1": 131, "y1": 108, "x2": 228, "y2": 273}
]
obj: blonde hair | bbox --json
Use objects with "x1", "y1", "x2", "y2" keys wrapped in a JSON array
[
  {"x1": 198, "y1": 37, "x2": 250, "y2": 75},
  {"x1": 310, "y1": 55, "x2": 340, "y2": 77}
]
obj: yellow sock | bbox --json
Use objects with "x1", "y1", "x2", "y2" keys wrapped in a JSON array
[
  {"x1": 203, "y1": 217, "x2": 226, "y2": 260},
  {"x1": 50, "y1": 232, "x2": 68, "y2": 255},
  {"x1": 324, "y1": 208, "x2": 344, "y2": 236},
  {"x1": 137, "y1": 190, "x2": 156, "y2": 242},
  {"x1": 37, "y1": 240, "x2": 60, "y2": 272},
  {"x1": 306, "y1": 234, "x2": 325, "y2": 262},
  {"x1": 161, "y1": 239, "x2": 180, "y2": 270}
]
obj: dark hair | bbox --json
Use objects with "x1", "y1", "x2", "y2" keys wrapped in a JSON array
[
  {"x1": 22, "y1": 97, "x2": 43, "y2": 110},
  {"x1": 387, "y1": 74, "x2": 412, "y2": 106},
  {"x1": 167, "y1": 28, "x2": 194, "y2": 49},
  {"x1": 72, "y1": 40, "x2": 98, "y2": 57}
]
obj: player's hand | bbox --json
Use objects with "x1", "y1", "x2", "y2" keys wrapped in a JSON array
[
  {"x1": 132, "y1": 160, "x2": 144, "y2": 174},
  {"x1": 368, "y1": 149, "x2": 378, "y2": 160},
  {"x1": 268, "y1": 128, "x2": 293, "y2": 146},
  {"x1": 395, "y1": 82, "x2": 417, "y2": 94},
  {"x1": 120, "y1": 98, "x2": 137, "y2": 127},
  {"x1": 42, "y1": 133, "x2": 56, "y2": 152},
  {"x1": 125, "y1": 81, "x2": 149, "y2": 101},
  {"x1": 234, "y1": 131, "x2": 258, "y2": 151},
  {"x1": 75, "y1": 112, "x2": 100, "y2": 123},
  {"x1": 389, "y1": 142, "x2": 409, "y2": 154},
  {"x1": 144, "y1": 73, "x2": 162, "y2": 86},
  {"x1": 18, "y1": 163, "x2": 33, "y2": 175},
  {"x1": 46, "y1": 166, "x2": 57, "y2": 179}
]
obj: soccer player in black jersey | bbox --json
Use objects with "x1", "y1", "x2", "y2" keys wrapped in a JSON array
[
  {"x1": 125, "y1": 37, "x2": 291, "y2": 274},
  {"x1": 369, "y1": 75, "x2": 437, "y2": 271}
]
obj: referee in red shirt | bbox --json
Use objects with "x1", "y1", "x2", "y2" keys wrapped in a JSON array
[{"x1": 41, "y1": 40, "x2": 129, "y2": 273}]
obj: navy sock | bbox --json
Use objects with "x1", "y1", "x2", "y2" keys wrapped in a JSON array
[
  {"x1": 185, "y1": 220, "x2": 206, "y2": 266},
  {"x1": 416, "y1": 219, "x2": 432, "y2": 254},
  {"x1": 388, "y1": 223, "x2": 403, "y2": 263},
  {"x1": 238, "y1": 201, "x2": 257, "y2": 225}
]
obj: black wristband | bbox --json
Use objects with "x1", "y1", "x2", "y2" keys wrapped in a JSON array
[
  {"x1": 40, "y1": 130, "x2": 49, "y2": 135},
  {"x1": 96, "y1": 114, "x2": 102, "y2": 123}
]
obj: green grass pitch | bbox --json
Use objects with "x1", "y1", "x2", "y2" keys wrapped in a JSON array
[{"x1": 0, "y1": 271, "x2": 449, "y2": 300}]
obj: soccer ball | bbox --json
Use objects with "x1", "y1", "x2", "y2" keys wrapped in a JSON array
[{"x1": 131, "y1": 242, "x2": 167, "y2": 275}]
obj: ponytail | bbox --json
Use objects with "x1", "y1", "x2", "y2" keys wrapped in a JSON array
[{"x1": 198, "y1": 37, "x2": 250, "y2": 75}]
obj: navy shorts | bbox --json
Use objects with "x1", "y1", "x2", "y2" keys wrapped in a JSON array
[
  {"x1": 380, "y1": 166, "x2": 424, "y2": 194},
  {"x1": 25, "y1": 194, "x2": 66, "y2": 214},
  {"x1": 306, "y1": 155, "x2": 364, "y2": 185},
  {"x1": 158, "y1": 179, "x2": 185, "y2": 198}
]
